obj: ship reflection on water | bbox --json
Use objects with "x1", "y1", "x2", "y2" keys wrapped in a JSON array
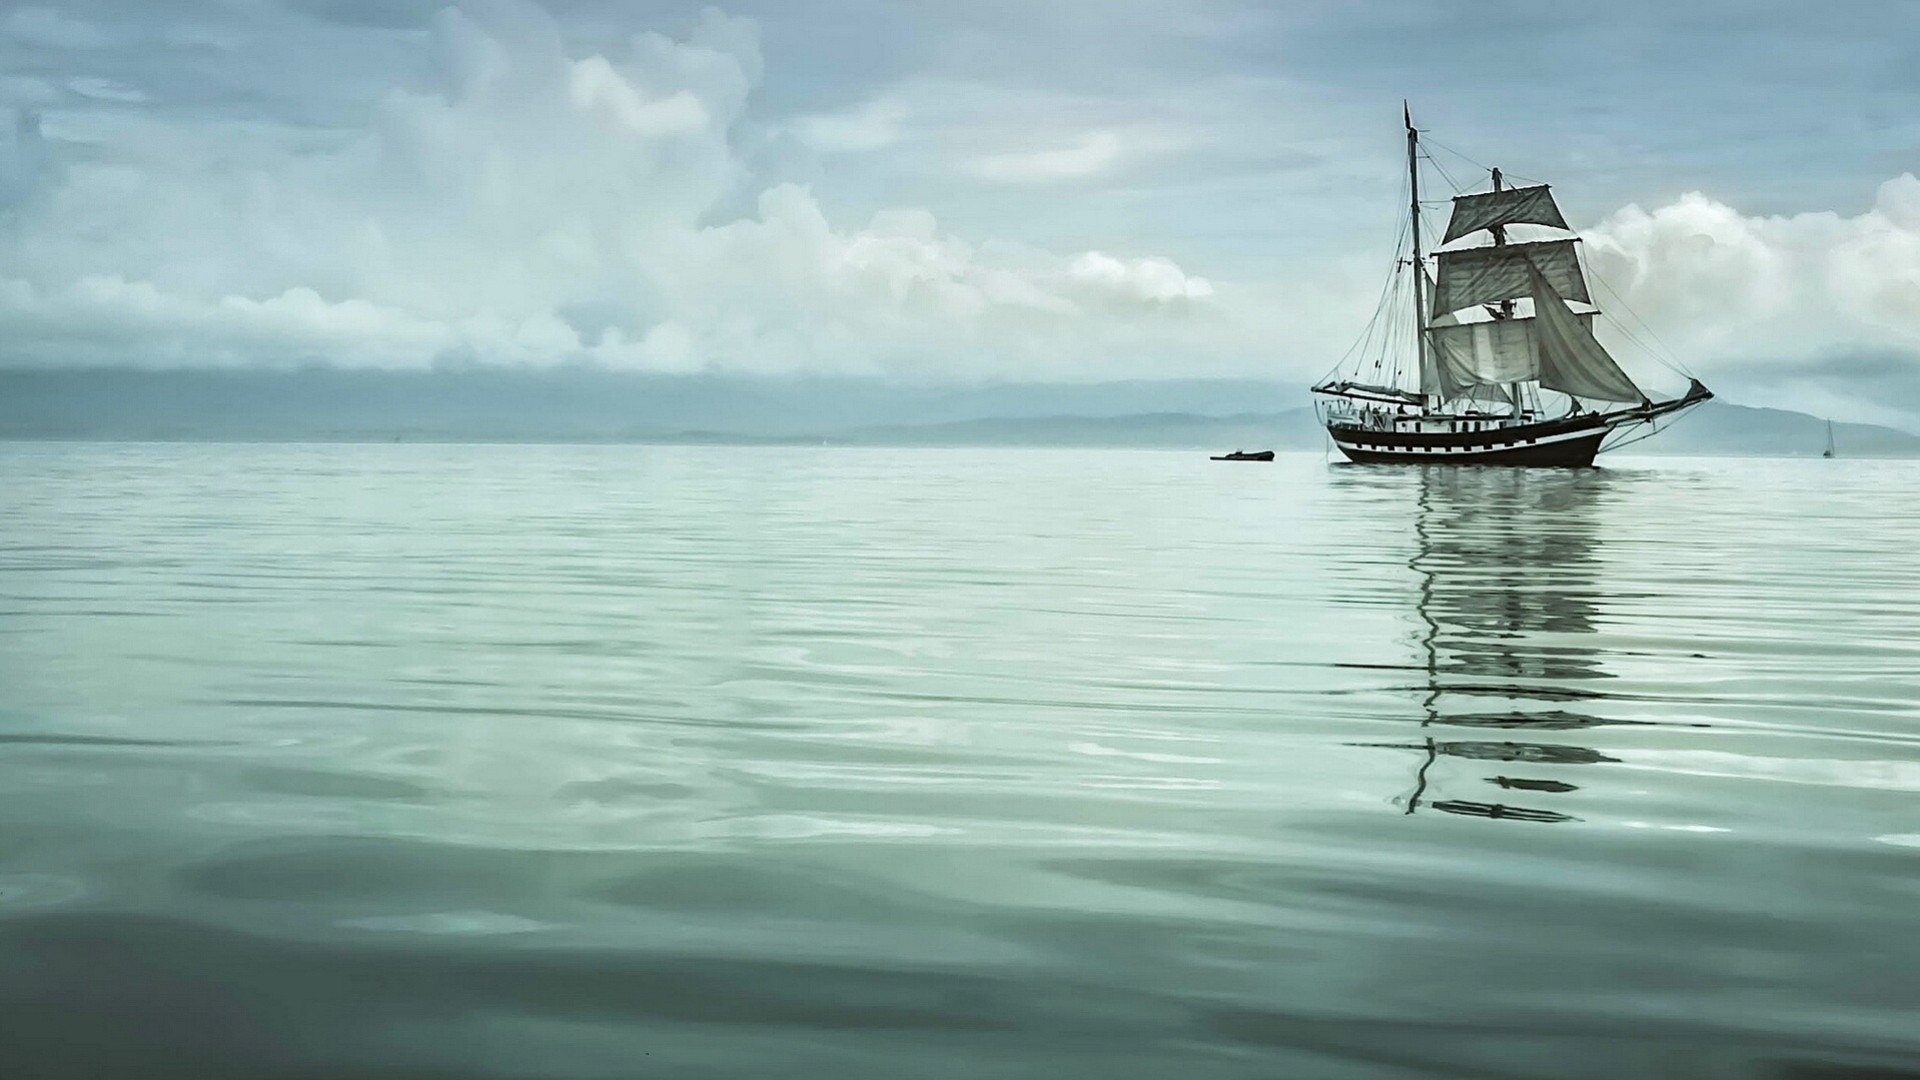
[{"x1": 1351, "y1": 465, "x2": 1657, "y2": 825}]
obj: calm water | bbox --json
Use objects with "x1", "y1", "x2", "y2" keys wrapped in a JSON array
[{"x1": 2, "y1": 444, "x2": 1917, "y2": 1079}]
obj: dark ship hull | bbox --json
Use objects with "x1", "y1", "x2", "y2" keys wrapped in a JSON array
[
  {"x1": 1324, "y1": 380, "x2": 1712, "y2": 468},
  {"x1": 1328, "y1": 413, "x2": 1609, "y2": 467}
]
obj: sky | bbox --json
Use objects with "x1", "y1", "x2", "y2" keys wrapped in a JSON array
[{"x1": 2, "y1": 0, "x2": 1919, "y2": 424}]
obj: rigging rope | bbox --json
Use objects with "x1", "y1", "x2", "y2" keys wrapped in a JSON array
[
  {"x1": 1580, "y1": 247, "x2": 1697, "y2": 378},
  {"x1": 1600, "y1": 403, "x2": 1704, "y2": 453},
  {"x1": 1323, "y1": 165, "x2": 1418, "y2": 385},
  {"x1": 1424, "y1": 150, "x2": 1466, "y2": 196},
  {"x1": 1326, "y1": 220, "x2": 1406, "y2": 379},
  {"x1": 1421, "y1": 134, "x2": 1546, "y2": 189},
  {"x1": 1418, "y1": 135, "x2": 1490, "y2": 183}
]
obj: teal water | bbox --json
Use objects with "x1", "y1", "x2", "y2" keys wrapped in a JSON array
[{"x1": 1, "y1": 444, "x2": 1917, "y2": 1079}]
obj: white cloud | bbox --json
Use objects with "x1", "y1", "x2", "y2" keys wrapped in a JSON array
[
  {"x1": 1067, "y1": 252, "x2": 1213, "y2": 304},
  {"x1": 1, "y1": 0, "x2": 1913, "y2": 408},
  {"x1": 0, "y1": 1, "x2": 1227, "y2": 378},
  {"x1": 0, "y1": 276, "x2": 448, "y2": 366},
  {"x1": 792, "y1": 98, "x2": 908, "y2": 154},
  {"x1": 67, "y1": 78, "x2": 149, "y2": 104},
  {"x1": 966, "y1": 130, "x2": 1124, "y2": 183},
  {"x1": 566, "y1": 56, "x2": 707, "y2": 136},
  {"x1": 1585, "y1": 175, "x2": 1920, "y2": 370}
]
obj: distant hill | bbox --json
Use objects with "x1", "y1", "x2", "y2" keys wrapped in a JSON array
[
  {"x1": 1628, "y1": 402, "x2": 1917, "y2": 457},
  {"x1": 0, "y1": 368, "x2": 1295, "y2": 441},
  {"x1": 0, "y1": 368, "x2": 1913, "y2": 456},
  {"x1": 828, "y1": 402, "x2": 1920, "y2": 457},
  {"x1": 829, "y1": 410, "x2": 1327, "y2": 449}
]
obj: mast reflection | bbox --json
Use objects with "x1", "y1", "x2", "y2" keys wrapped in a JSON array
[{"x1": 1386, "y1": 466, "x2": 1628, "y2": 824}]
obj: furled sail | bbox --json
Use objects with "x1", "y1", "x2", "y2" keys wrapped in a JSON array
[
  {"x1": 1442, "y1": 185, "x2": 1570, "y2": 244},
  {"x1": 1433, "y1": 239, "x2": 1588, "y2": 314},
  {"x1": 1527, "y1": 262, "x2": 1645, "y2": 404}
]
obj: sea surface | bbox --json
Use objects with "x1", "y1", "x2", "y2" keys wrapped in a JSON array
[{"x1": 1, "y1": 443, "x2": 1917, "y2": 1080}]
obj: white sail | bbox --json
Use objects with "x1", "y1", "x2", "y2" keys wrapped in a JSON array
[
  {"x1": 1430, "y1": 318, "x2": 1536, "y2": 398},
  {"x1": 1428, "y1": 311, "x2": 1597, "y2": 399},
  {"x1": 1417, "y1": 266, "x2": 1440, "y2": 398},
  {"x1": 1528, "y1": 262, "x2": 1644, "y2": 404},
  {"x1": 1433, "y1": 239, "x2": 1588, "y2": 314},
  {"x1": 1459, "y1": 383, "x2": 1514, "y2": 405},
  {"x1": 1442, "y1": 185, "x2": 1570, "y2": 244}
]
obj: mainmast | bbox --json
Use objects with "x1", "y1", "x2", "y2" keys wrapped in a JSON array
[
  {"x1": 1405, "y1": 104, "x2": 1431, "y2": 407},
  {"x1": 1488, "y1": 167, "x2": 1508, "y2": 294},
  {"x1": 1490, "y1": 166, "x2": 1521, "y2": 414}
]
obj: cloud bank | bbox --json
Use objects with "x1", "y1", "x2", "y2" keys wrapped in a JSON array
[
  {"x1": 0, "y1": 0, "x2": 1916, "y2": 422},
  {"x1": 1588, "y1": 177, "x2": 1920, "y2": 357},
  {"x1": 1585, "y1": 175, "x2": 1920, "y2": 420},
  {"x1": 0, "y1": 1, "x2": 1217, "y2": 378}
]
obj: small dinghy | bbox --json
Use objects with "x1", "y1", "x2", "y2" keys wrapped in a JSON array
[{"x1": 1210, "y1": 450, "x2": 1275, "y2": 462}]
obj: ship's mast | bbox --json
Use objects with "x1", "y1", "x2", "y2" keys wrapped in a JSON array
[
  {"x1": 1490, "y1": 166, "x2": 1521, "y2": 415},
  {"x1": 1405, "y1": 104, "x2": 1430, "y2": 409}
]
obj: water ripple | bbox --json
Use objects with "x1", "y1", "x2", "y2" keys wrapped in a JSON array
[{"x1": 0, "y1": 444, "x2": 1916, "y2": 1078}]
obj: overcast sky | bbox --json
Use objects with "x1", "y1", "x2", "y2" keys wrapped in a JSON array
[{"x1": 2, "y1": 1, "x2": 1918, "y2": 422}]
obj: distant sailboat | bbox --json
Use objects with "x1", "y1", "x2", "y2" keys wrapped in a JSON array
[
  {"x1": 1823, "y1": 419, "x2": 1836, "y2": 459},
  {"x1": 1313, "y1": 107, "x2": 1711, "y2": 466}
]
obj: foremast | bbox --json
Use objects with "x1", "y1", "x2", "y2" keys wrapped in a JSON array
[
  {"x1": 1488, "y1": 166, "x2": 1521, "y2": 413},
  {"x1": 1405, "y1": 104, "x2": 1432, "y2": 409}
]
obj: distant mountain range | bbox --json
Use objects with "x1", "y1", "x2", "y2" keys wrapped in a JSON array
[
  {"x1": 0, "y1": 368, "x2": 1296, "y2": 441},
  {"x1": 826, "y1": 404, "x2": 1920, "y2": 457},
  {"x1": 0, "y1": 368, "x2": 1913, "y2": 456}
]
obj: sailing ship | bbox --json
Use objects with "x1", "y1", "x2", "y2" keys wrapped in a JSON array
[
  {"x1": 1313, "y1": 108, "x2": 1712, "y2": 466},
  {"x1": 1823, "y1": 419, "x2": 1836, "y2": 459}
]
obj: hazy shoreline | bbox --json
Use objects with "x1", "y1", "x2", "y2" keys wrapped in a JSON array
[{"x1": 3, "y1": 369, "x2": 1913, "y2": 455}]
